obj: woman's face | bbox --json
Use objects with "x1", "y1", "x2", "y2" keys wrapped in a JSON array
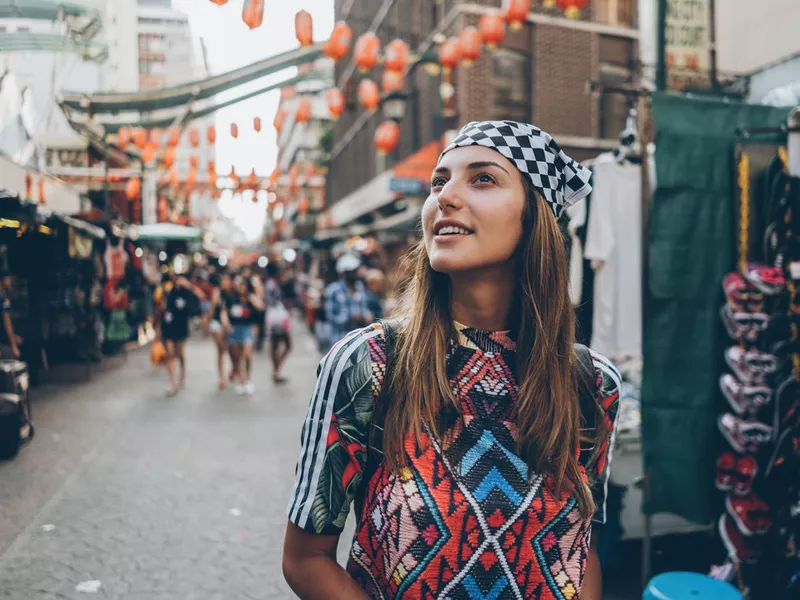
[{"x1": 422, "y1": 146, "x2": 527, "y2": 274}]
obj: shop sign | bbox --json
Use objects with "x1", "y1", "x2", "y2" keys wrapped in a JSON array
[
  {"x1": 390, "y1": 177, "x2": 428, "y2": 197},
  {"x1": 665, "y1": 0, "x2": 711, "y2": 89}
]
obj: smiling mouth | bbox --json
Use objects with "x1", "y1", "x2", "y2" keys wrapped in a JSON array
[{"x1": 435, "y1": 225, "x2": 473, "y2": 236}]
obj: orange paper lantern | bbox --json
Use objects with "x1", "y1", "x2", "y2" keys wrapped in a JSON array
[
  {"x1": 125, "y1": 177, "x2": 141, "y2": 200},
  {"x1": 289, "y1": 164, "x2": 300, "y2": 191},
  {"x1": 133, "y1": 128, "x2": 147, "y2": 150},
  {"x1": 268, "y1": 166, "x2": 280, "y2": 186},
  {"x1": 384, "y1": 39, "x2": 410, "y2": 73},
  {"x1": 274, "y1": 107, "x2": 286, "y2": 132},
  {"x1": 141, "y1": 143, "x2": 157, "y2": 164},
  {"x1": 228, "y1": 167, "x2": 239, "y2": 187},
  {"x1": 295, "y1": 98, "x2": 312, "y2": 123},
  {"x1": 149, "y1": 128, "x2": 163, "y2": 146},
  {"x1": 188, "y1": 128, "x2": 200, "y2": 148},
  {"x1": 254, "y1": 116, "x2": 262, "y2": 132},
  {"x1": 298, "y1": 196, "x2": 310, "y2": 215},
  {"x1": 460, "y1": 26, "x2": 482, "y2": 65},
  {"x1": 354, "y1": 32, "x2": 381, "y2": 72},
  {"x1": 374, "y1": 120, "x2": 400, "y2": 155},
  {"x1": 439, "y1": 37, "x2": 462, "y2": 73},
  {"x1": 324, "y1": 22, "x2": 352, "y2": 61},
  {"x1": 503, "y1": 0, "x2": 531, "y2": 29},
  {"x1": 242, "y1": 0, "x2": 264, "y2": 29},
  {"x1": 207, "y1": 125, "x2": 216, "y2": 144},
  {"x1": 38, "y1": 178, "x2": 46, "y2": 205},
  {"x1": 556, "y1": 0, "x2": 590, "y2": 19},
  {"x1": 295, "y1": 9, "x2": 313, "y2": 46},
  {"x1": 480, "y1": 12, "x2": 507, "y2": 48},
  {"x1": 117, "y1": 127, "x2": 131, "y2": 150},
  {"x1": 358, "y1": 79, "x2": 380, "y2": 111},
  {"x1": 163, "y1": 147, "x2": 176, "y2": 168},
  {"x1": 169, "y1": 167, "x2": 179, "y2": 187},
  {"x1": 326, "y1": 89, "x2": 345, "y2": 120},
  {"x1": 280, "y1": 87, "x2": 296, "y2": 102},
  {"x1": 208, "y1": 159, "x2": 216, "y2": 173},
  {"x1": 167, "y1": 127, "x2": 181, "y2": 148},
  {"x1": 189, "y1": 155, "x2": 199, "y2": 169},
  {"x1": 209, "y1": 170, "x2": 218, "y2": 188},
  {"x1": 382, "y1": 70, "x2": 405, "y2": 94},
  {"x1": 209, "y1": 0, "x2": 228, "y2": 5},
  {"x1": 230, "y1": 122, "x2": 239, "y2": 138}
]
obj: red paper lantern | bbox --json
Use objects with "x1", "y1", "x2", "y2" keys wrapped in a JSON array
[
  {"x1": 324, "y1": 22, "x2": 352, "y2": 61},
  {"x1": 295, "y1": 98, "x2": 312, "y2": 123},
  {"x1": 189, "y1": 155, "x2": 199, "y2": 169},
  {"x1": 439, "y1": 37, "x2": 462, "y2": 74},
  {"x1": 117, "y1": 127, "x2": 131, "y2": 150},
  {"x1": 480, "y1": 12, "x2": 507, "y2": 48},
  {"x1": 242, "y1": 0, "x2": 264, "y2": 29},
  {"x1": 207, "y1": 125, "x2": 216, "y2": 144},
  {"x1": 169, "y1": 167, "x2": 179, "y2": 187},
  {"x1": 326, "y1": 89, "x2": 344, "y2": 120},
  {"x1": 209, "y1": 0, "x2": 228, "y2": 5},
  {"x1": 374, "y1": 120, "x2": 400, "y2": 154},
  {"x1": 298, "y1": 196, "x2": 310, "y2": 215},
  {"x1": 188, "y1": 128, "x2": 200, "y2": 148},
  {"x1": 268, "y1": 167, "x2": 280, "y2": 186},
  {"x1": 149, "y1": 128, "x2": 163, "y2": 146},
  {"x1": 208, "y1": 159, "x2": 216, "y2": 173},
  {"x1": 186, "y1": 168, "x2": 197, "y2": 192},
  {"x1": 295, "y1": 9, "x2": 313, "y2": 46},
  {"x1": 167, "y1": 127, "x2": 181, "y2": 148},
  {"x1": 254, "y1": 116, "x2": 262, "y2": 132},
  {"x1": 125, "y1": 178, "x2": 141, "y2": 200},
  {"x1": 228, "y1": 167, "x2": 239, "y2": 187},
  {"x1": 556, "y1": 0, "x2": 590, "y2": 19},
  {"x1": 384, "y1": 39, "x2": 410, "y2": 73},
  {"x1": 209, "y1": 170, "x2": 218, "y2": 188},
  {"x1": 354, "y1": 32, "x2": 381, "y2": 72},
  {"x1": 358, "y1": 79, "x2": 380, "y2": 111},
  {"x1": 163, "y1": 147, "x2": 176, "y2": 168},
  {"x1": 460, "y1": 26, "x2": 482, "y2": 65},
  {"x1": 503, "y1": 0, "x2": 531, "y2": 29},
  {"x1": 38, "y1": 178, "x2": 46, "y2": 205},
  {"x1": 230, "y1": 122, "x2": 239, "y2": 138},
  {"x1": 133, "y1": 128, "x2": 147, "y2": 150},
  {"x1": 382, "y1": 70, "x2": 405, "y2": 94},
  {"x1": 141, "y1": 143, "x2": 157, "y2": 164},
  {"x1": 274, "y1": 107, "x2": 286, "y2": 131}
]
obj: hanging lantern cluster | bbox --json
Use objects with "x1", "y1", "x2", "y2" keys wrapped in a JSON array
[
  {"x1": 439, "y1": 37, "x2": 462, "y2": 75},
  {"x1": 480, "y1": 13, "x2": 507, "y2": 48},
  {"x1": 503, "y1": 0, "x2": 531, "y2": 29}
]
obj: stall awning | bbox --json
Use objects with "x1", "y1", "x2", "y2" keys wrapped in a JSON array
[
  {"x1": 39, "y1": 210, "x2": 106, "y2": 239},
  {"x1": 0, "y1": 155, "x2": 83, "y2": 215},
  {"x1": 329, "y1": 141, "x2": 441, "y2": 228},
  {"x1": 131, "y1": 223, "x2": 201, "y2": 241}
]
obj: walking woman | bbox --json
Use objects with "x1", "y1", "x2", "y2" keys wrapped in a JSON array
[
  {"x1": 224, "y1": 276, "x2": 264, "y2": 396},
  {"x1": 156, "y1": 272, "x2": 206, "y2": 397},
  {"x1": 284, "y1": 121, "x2": 620, "y2": 599},
  {"x1": 209, "y1": 272, "x2": 235, "y2": 389}
]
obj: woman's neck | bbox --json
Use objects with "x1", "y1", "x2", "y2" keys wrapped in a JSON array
[{"x1": 449, "y1": 268, "x2": 515, "y2": 331}]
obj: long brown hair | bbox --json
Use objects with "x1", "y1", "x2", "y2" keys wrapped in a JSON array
[{"x1": 383, "y1": 183, "x2": 595, "y2": 520}]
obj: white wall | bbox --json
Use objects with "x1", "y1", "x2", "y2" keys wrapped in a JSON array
[
  {"x1": 102, "y1": 0, "x2": 139, "y2": 92},
  {"x1": 716, "y1": 0, "x2": 800, "y2": 75}
]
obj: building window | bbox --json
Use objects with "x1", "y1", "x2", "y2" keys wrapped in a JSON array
[
  {"x1": 492, "y1": 49, "x2": 530, "y2": 122},
  {"x1": 595, "y1": 0, "x2": 634, "y2": 27}
]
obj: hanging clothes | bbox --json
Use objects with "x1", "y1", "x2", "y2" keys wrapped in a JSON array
[
  {"x1": 567, "y1": 199, "x2": 587, "y2": 306},
  {"x1": 584, "y1": 159, "x2": 643, "y2": 359},
  {"x1": 104, "y1": 239, "x2": 128, "y2": 281}
]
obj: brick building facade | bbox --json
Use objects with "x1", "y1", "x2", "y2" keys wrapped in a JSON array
[{"x1": 325, "y1": 0, "x2": 639, "y2": 231}]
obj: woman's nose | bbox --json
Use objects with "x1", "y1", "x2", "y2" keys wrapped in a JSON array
[{"x1": 437, "y1": 180, "x2": 463, "y2": 211}]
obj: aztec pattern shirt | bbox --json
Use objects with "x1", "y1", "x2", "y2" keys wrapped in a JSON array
[{"x1": 287, "y1": 322, "x2": 621, "y2": 599}]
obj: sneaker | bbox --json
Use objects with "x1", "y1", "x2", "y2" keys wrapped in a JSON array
[
  {"x1": 244, "y1": 381, "x2": 255, "y2": 395},
  {"x1": 721, "y1": 306, "x2": 768, "y2": 343},
  {"x1": 719, "y1": 374, "x2": 772, "y2": 416},
  {"x1": 719, "y1": 513, "x2": 758, "y2": 563},
  {"x1": 726, "y1": 493, "x2": 772, "y2": 536},
  {"x1": 732, "y1": 455, "x2": 758, "y2": 496},
  {"x1": 744, "y1": 263, "x2": 785, "y2": 296},
  {"x1": 234, "y1": 383, "x2": 246, "y2": 396},
  {"x1": 718, "y1": 413, "x2": 773, "y2": 454},
  {"x1": 725, "y1": 346, "x2": 777, "y2": 385},
  {"x1": 715, "y1": 451, "x2": 737, "y2": 492},
  {"x1": 723, "y1": 272, "x2": 749, "y2": 311}
]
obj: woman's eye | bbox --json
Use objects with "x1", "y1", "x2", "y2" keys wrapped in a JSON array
[
  {"x1": 431, "y1": 177, "x2": 447, "y2": 189},
  {"x1": 475, "y1": 173, "x2": 495, "y2": 185}
]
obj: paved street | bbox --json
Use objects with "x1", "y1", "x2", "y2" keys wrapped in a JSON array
[{"x1": 0, "y1": 322, "x2": 344, "y2": 600}]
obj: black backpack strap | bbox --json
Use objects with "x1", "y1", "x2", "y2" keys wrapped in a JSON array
[
  {"x1": 574, "y1": 343, "x2": 601, "y2": 451},
  {"x1": 354, "y1": 318, "x2": 400, "y2": 519}
]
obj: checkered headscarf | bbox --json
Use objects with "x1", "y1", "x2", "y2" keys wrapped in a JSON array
[{"x1": 441, "y1": 121, "x2": 592, "y2": 218}]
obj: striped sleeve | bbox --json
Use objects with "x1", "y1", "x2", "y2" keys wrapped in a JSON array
[
  {"x1": 584, "y1": 349, "x2": 621, "y2": 525},
  {"x1": 286, "y1": 324, "x2": 383, "y2": 535}
]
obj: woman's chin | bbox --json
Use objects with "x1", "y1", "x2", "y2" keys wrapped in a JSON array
[{"x1": 428, "y1": 253, "x2": 480, "y2": 274}]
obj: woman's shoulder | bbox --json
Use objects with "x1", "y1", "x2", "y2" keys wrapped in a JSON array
[{"x1": 587, "y1": 348, "x2": 622, "y2": 405}]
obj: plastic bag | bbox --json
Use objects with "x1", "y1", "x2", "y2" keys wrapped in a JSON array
[{"x1": 150, "y1": 340, "x2": 167, "y2": 366}]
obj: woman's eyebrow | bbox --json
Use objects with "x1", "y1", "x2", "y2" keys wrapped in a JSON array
[
  {"x1": 432, "y1": 166, "x2": 450, "y2": 176},
  {"x1": 466, "y1": 161, "x2": 510, "y2": 175}
]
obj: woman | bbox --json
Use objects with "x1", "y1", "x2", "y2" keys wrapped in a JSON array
[
  {"x1": 223, "y1": 276, "x2": 264, "y2": 396},
  {"x1": 156, "y1": 272, "x2": 206, "y2": 397},
  {"x1": 209, "y1": 272, "x2": 235, "y2": 389},
  {"x1": 265, "y1": 262, "x2": 293, "y2": 384},
  {"x1": 283, "y1": 121, "x2": 621, "y2": 599}
]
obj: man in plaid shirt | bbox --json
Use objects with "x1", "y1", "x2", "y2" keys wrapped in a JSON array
[{"x1": 324, "y1": 254, "x2": 368, "y2": 346}]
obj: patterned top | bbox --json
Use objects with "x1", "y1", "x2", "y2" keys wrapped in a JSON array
[
  {"x1": 324, "y1": 279, "x2": 369, "y2": 344},
  {"x1": 287, "y1": 322, "x2": 621, "y2": 599}
]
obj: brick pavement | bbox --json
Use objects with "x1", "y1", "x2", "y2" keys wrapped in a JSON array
[{"x1": 0, "y1": 324, "x2": 339, "y2": 599}]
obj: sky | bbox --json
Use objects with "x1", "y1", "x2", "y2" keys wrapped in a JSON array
[{"x1": 171, "y1": 0, "x2": 334, "y2": 241}]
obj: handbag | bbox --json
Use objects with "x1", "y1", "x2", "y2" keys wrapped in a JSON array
[{"x1": 150, "y1": 340, "x2": 167, "y2": 366}]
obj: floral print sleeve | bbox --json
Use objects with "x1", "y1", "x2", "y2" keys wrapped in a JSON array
[
  {"x1": 581, "y1": 349, "x2": 622, "y2": 525},
  {"x1": 286, "y1": 324, "x2": 385, "y2": 535}
]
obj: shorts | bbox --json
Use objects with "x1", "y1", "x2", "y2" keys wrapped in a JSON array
[
  {"x1": 229, "y1": 324, "x2": 255, "y2": 345},
  {"x1": 163, "y1": 326, "x2": 189, "y2": 343},
  {"x1": 209, "y1": 320, "x2": 223, "y2": 334},
  {"x1": 201, "y1": 301, "x2": 212, "y2": 315}
]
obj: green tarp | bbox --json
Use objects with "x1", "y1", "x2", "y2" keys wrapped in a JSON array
[{"x1": 643, "y1": 92, "x2": 791, "y2": 523}]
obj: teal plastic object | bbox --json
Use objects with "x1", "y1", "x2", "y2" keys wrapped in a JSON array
[{"x1": 643, "y1": 572, "x2": 743, "y2": 600}]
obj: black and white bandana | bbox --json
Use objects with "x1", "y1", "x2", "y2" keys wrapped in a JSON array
[{"x1": 441, "y1": 120, "x2": 593, "y2": 218}]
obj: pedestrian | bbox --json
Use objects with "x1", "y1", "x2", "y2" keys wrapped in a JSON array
[
  {"x1": 264, "y1": 262, "x2": 292, "y2": 384},
  {"x1": 363, "y1": 268, "x2": 385, "y2": 321},
  {"x1": 323, "y1": 254, "x2": 368, "y2": 347},
  {"x1": 209, "y1": 272, "x2": 235, "y2": 390},
  {"x1": 283, "y1": 121, "x2": 621, "y2": 599},
  {"x1": 195, "y1": 270, "x2": 215, "y2": 335},
  {"x1": 156, "y1": 271, "x2": 207, "y2": 397},
  {"x1": 250, "y1": 270, "x2": 267, "y2": 352},
  {"x1": 0, "y1": 272, "x2": 22, "y2": 360},
  {"x1": 223, "y1": 276, "x2": 264, "y2": 396}
]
